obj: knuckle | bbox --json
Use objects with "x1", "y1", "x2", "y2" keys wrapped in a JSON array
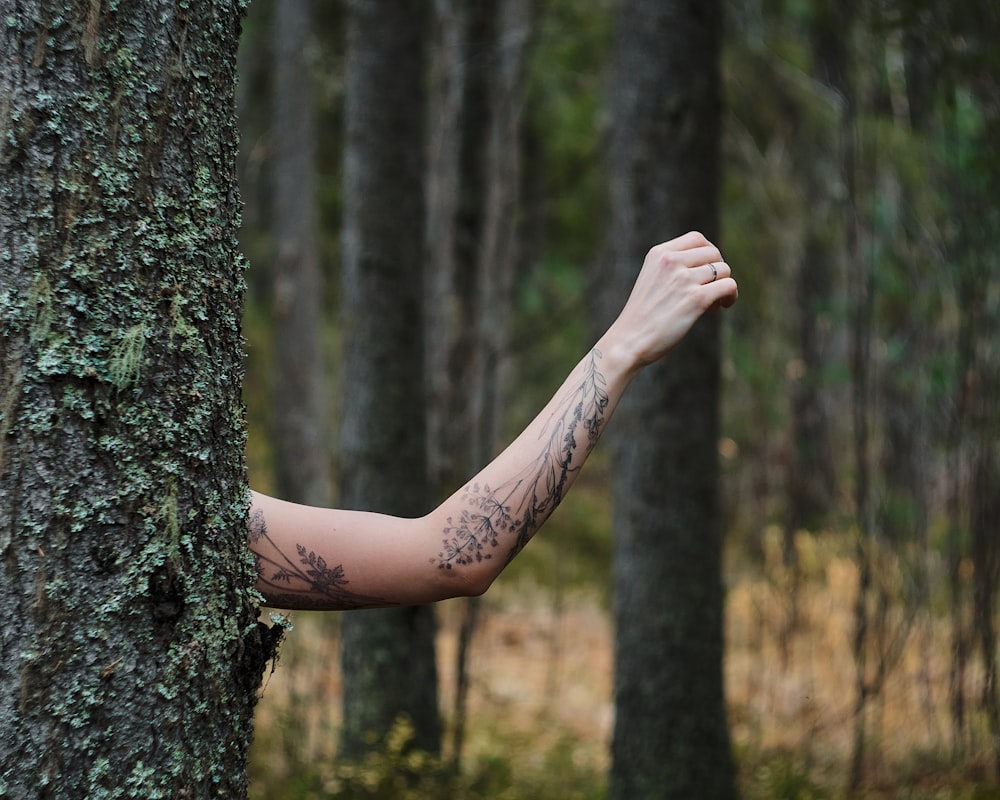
[{"x1": 647, "y1": 243, "x2": 667, "y2": 260}]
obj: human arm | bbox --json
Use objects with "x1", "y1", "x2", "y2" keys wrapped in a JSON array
[{"x1": 249, "y1": 231, "x2": 737, "y2": 610}]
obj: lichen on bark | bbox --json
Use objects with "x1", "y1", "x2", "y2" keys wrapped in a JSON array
[{"x1": 0, "y1": 1, "x2": 277, "y2": 797}]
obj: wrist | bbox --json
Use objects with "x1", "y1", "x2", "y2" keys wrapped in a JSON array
[{"x1": 594, "y1": 327, "x2": 645, "y2": 386}]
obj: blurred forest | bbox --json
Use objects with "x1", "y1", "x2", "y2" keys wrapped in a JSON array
[{"x1": 236, "y1": 0, "x2": 1000, "y2": 798}]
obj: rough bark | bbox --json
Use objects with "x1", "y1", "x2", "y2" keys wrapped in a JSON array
[
  {"x1": 606, "y1": 2, "x2": 735, "y2": 798},
  {"x1": 0, "y1": 1, "x2": 273, "y2": 797},
  {"x1": 337, "y1": 0, "x2": 441, "y2": 758}
]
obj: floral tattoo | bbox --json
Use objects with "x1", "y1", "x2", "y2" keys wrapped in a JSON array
[
  {"x1": 438, "y1": 348, "x2": 610, "y2": 570},
  {"x1": 249, "y1": 509, "x2": 390, "y2": 610}
]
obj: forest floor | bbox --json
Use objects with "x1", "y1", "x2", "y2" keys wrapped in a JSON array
[{"x1": 249, "y1": 529, "x2": 998, "y2": 799}]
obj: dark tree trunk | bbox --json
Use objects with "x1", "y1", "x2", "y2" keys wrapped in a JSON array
[
  {"x1": 270, "y1": 0, "x2": 329, "y2": 507},
  {"x1": 0, "y1": 1, "x2": 271, "y2": 797},
  {"x1": 786, "y1": 0, "x2": 842, "y2": 537},
  {"x1": 779, "y1": 0, "x2": 849, "y2": 660},
  {"x1": 425, "y1": 0, "x2": 530, "y2": 766},
  {"x1": 425, "y1": 0, "x2": 494, "y2": 497},
  {"x1": 972, "y1": 447, "x2": 1000, "y2": 777},
  {"x1": 786, "y1": 229, "x2": 837, "y2": 536},
  {"x1": 337, "y1": 0, "x2": 441, "y2": 758},
  {"x1": 606, "y1": 2, "x2": 735, "y2": 798},
  {"x1": 836, "y1": 0, "x2": 874, "y2": 789}
]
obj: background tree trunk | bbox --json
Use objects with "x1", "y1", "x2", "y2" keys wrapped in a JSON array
[
  {"x1": 425, "y1": 0, "x2": 531, "y2": 766},
  {"x1": 0, "y1": 1, "x2": 273, "y2": 796},
  {"x1": 270, "y1": 0, "x2": 329, "y2": 508},
  {"x1": 777, "y1": 4, "x2": 846, "y2": 657},
  {"x1": 425, "y1": 0, "x2": 484, "y2": 500},
  {"x1": 956, "y1": 4, "x2": 1000, "y2": 769},
  {"x1": 337, "y1": 0, "x2": 442, "y2": 758},
  {"x1": 606, "y1": 1, "x2": 736, "y2": 798},
  {"x1": 784, "y1": 3, "x2": 844, "y2": 541}
]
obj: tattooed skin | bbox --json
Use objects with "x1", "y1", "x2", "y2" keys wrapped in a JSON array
[
  {"x1": 438, "y1": 348, "x2": 610, "y2": 570},
  {"x1": 249, "y1": 508, "x2": 391, "y2": 610}
]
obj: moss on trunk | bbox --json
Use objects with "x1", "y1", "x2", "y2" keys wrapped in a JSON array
[{"x1": 0, "y1": 2, "x2": 276, "y2": 797}]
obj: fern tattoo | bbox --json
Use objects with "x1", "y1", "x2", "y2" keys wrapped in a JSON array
[
  {"x1": 250, "y1": 509, "x2": 390, "y2": 610},
  {"x1": 438, "y1": 348, "x2": 610, "y2": 570}
]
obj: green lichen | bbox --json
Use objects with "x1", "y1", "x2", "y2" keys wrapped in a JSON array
[
  {"x1": 0, "y1": 346, "x2": 23, "y2": 471},
  {"x1": 87, "y1": 757, "x2": 112, "y2": 787},
  {"x1": 168, "y1": 293, "x2": 203, "y2": 354},
  {"x1": 28, "y1": 272, "x2": 55, "y2": 342},
  {"x1": 61, "y1": 385, "x2": 96, "y2": 422},
  {"x1": 160, "y1": 481, "x2": 182, "y2": 567},
  {"x1": 1, "y1": 2, "x2": 269, "y2": 795},
  {"x1": 107, "y1": 323, "x2": 146, "y2": 390}
]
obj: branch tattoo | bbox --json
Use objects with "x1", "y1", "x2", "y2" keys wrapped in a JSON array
[
  {"x1": 250, "y1": 349, "x2": 609, "y2": 609},
  {"x1": 249, "y1": 509, "x2": 390, "y2": 610},
  {"x1": 437, "y1": 348, "x2": 609, "y2": 570}
]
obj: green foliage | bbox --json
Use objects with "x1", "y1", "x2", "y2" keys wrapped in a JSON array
[
  {"x1": 319, "y1": 718, "x2": 447, "y2": 800},
  {"x1": 524, "y1": 0, "x2": 612, "y2": 265},
  {"x1": 510, "y1": 0, "x2": 614, "y2": 440},
  {"x1": 251, "y1": 715, "x2": 606, "y2": 800},
  {"x1": 741, "y1": 750, "x2": 832, "y2": 800},
  {"x1": 738, "y1": 744, "x2": 1000, "y2": 800},
  {"x1": 501, "y1": 455, "x2": 614, "y2": 605},
  {"x1": 511, "y1": 255, "x2": 591, "y2": 426}
]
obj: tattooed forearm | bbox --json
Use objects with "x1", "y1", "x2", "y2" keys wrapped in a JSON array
[
  {"x1": 250, "y1": 509, "x2": 391, "y2": 610},
  {"x1": 438, "y1": 348, "x2": 610, "y2": 570}
]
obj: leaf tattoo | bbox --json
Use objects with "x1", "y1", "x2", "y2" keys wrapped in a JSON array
[
  {"x1": 250, "y1": 509, "x2": 390, "y2": 610},
  {"x1": 438, "y1": 348, "x2": 610, "y2": 570}
]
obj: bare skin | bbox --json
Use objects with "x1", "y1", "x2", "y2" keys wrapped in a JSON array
[{"x1": 249, "y1": 231, "x2": 738, "y2": 610}]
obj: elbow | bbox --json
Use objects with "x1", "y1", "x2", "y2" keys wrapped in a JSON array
[
  {"x1": 463, "y1": 570, "x2": 495, "y2": 599},
  {"x1": 433, "y1": 564, "x2": 496, "y2": 601},
  {"x1": 418, "y1": 514, "x2": 501, "y2": 600}
]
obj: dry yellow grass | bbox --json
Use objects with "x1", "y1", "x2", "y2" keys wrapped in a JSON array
[
  {"x1": 251, "y1": 586, "x2": 614, "y2": 785},
  {"x1": 250, "y1": 529, "x2": 994, "y2": 795}
]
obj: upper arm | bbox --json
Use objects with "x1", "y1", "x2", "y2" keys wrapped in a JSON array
[{"x1": 248, "y1": 491, "x2": 478, "y2": 611}]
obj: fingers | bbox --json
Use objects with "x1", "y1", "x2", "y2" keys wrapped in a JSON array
[
  {"x1": 650, "y1": 236, "x2": 720, "y2": 268},
  {"x1": 705, "y1": 275, "x2": 739, "y2": 309},
  {"x1": 681, "y1": 245, "x2": 723, "y2": 269},
  {"x1": 698, "y1": 260, "x2": 732, "y2": 285},
  {"x1": 650, "y1": 231, "x2": 738, "y2": 309},
  {"x1": 664, "y1": 230, "x2": 712, "y2": 251}
]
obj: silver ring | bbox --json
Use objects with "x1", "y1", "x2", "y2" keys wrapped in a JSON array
[{"x1": 709, "y1": 262, "x2": 718, "y2": 282}]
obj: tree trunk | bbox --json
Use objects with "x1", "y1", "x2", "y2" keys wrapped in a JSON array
[
  {"x1": 425, "y1": 0, "x2": 530, "y2": 766},
  {"x1": 972, "y1": 446, "x2": 1000, "y2": 777},
  {"x1": 606, "y1": 2, "x2": 735, "y2": 798},
  {"x1": 425, "y1": 0, "x2": 493, "y2": 498},
  {"x1": 779, "y1": 8, "x2": 846, "y2": 652},
  {"x1": 270, "y1": 0, "x2": 329, "y2": 508},
  {"x1": 0, "y1": 1, "x2": 273, "y2": 797},
  {"x1": 785, "y1": 2, "x2": 843, "y2": 536},
  {"x1": 337, "y1": 0, "x2": 441, "y2": 758}
]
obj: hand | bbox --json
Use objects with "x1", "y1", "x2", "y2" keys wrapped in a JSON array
[{"x1": 604, "y1": 231, "x2": 738, "y2": 371}]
